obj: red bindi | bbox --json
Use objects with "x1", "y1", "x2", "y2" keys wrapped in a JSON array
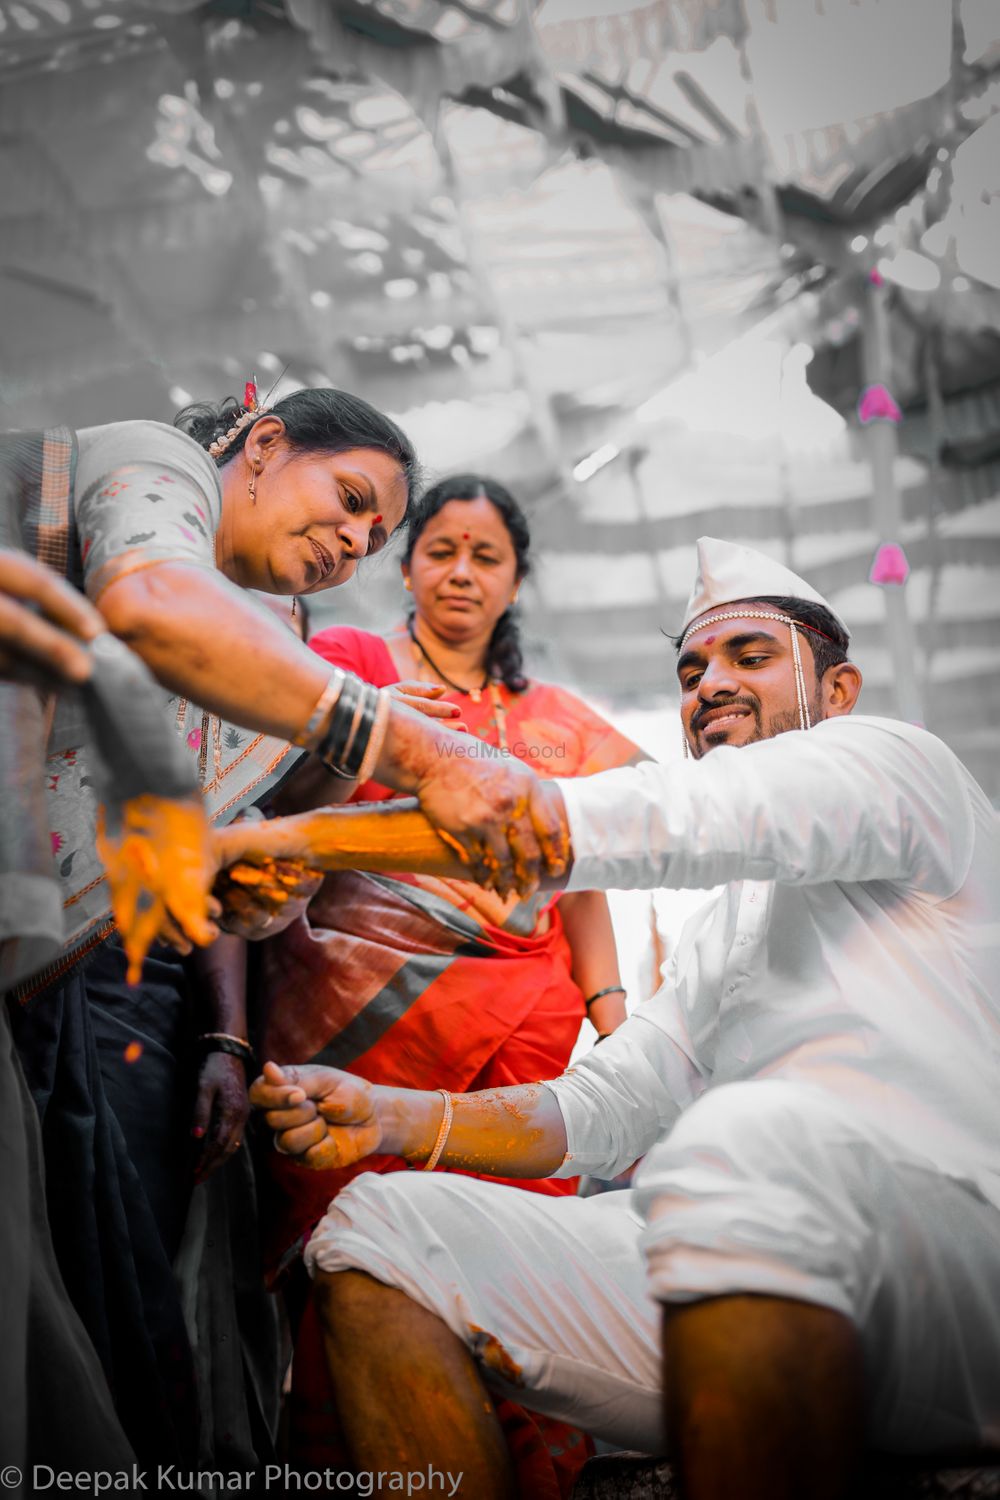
[
  {"x1": 462, "y1": 531, "x2": 471, "y2": 540},
  {"x1": 702, "y1": 634, "x2": 717, "y2": 646}
]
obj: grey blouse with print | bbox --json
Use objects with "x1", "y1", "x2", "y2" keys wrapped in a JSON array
[{"x1": 44, "y1": 420, "x2": 297, "y2": 967}]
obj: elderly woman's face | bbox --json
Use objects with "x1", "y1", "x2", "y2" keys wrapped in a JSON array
[{"x1": 223, "y1": 420, "x2": 408, "y2": 596}]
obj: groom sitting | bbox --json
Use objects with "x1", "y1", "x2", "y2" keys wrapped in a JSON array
[{"x1": 252, "y1": 538, "x2": 1000, "y2": 1500}]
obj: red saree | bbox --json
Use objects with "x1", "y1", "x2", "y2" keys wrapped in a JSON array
[
  {"x1": 260, "y1": 623, "x2": 642, "y2": 1252},
  {"x1": 258, "y1": 626, "x2": 641, "y2": 1495}
]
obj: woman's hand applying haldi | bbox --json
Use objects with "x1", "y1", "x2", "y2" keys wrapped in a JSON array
[
  {"x1": 412, "y1": 754, "x2": 568, "y2": 900},
  {"x1": 373, "y1": 701, "x2": 570, "y2": 899}
]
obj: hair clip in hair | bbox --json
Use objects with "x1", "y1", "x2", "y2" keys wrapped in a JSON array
[{"x1": 207, "y1": 378, "x2": 261, "y2": 459}]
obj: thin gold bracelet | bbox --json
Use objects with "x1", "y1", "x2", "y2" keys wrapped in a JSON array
[{"x1": 423, "y1": 1089, "x2": 454, "y2": 1171}]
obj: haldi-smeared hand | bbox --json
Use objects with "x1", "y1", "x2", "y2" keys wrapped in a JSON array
[
  {"x1": 96, "y1": 792, "x2": 219, "y2": 982},
  {"x1": 213, "y1": 856, "x2": 323, "y2": 940},
  {"x1": 250, "y1": 1061, "x2": 383, "y2": 1170},
  {"x1": 210, "y1": 782, "x2": 571, "y2": 908}
]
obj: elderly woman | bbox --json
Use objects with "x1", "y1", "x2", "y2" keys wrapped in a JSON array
[{"x1": 3, "y1": 395, "x2": 557, "y2": 1467}]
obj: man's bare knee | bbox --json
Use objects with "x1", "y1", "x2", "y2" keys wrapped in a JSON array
[
  {"x1": 314, "y1": 1268, "x2": 462, "y2": 1364},
  {"x1": 314, "y1": 1268, "x2": 388, "y2": 1313},
  {"x1": 313, "y1": 1268, "x2": 402, "y2": 1344}
]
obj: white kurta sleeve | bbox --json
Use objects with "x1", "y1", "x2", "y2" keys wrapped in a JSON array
[
  {"x1": 558, "y1": 717, "x2": 974, "y2": 901},
  {"x1": 544, "y1": 999, "x2": 706, "y2": 1180}
]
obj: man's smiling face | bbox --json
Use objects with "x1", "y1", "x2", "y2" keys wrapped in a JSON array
[{"x1": 678, "y1": 604, "x2": 823, "y2": 759}]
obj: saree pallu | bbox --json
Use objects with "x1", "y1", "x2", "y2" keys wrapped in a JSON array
[
  {"x1": 258, "y1": 870, "x2": 585, "y2": 1274},
  {"x1": 260, "y1": 630, "x2": 644, "y2": 1264},
  {"x1": 257, "y1": 875, "x2": 597, "y2": 1494}
]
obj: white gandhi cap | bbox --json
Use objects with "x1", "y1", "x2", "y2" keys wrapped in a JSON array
[{"x1": 682, "y1": 537, "x2": 850, "y2": 641}]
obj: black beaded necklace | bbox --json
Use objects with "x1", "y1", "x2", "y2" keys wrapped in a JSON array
[{"x1": 407, "y1": 617, "x2": 490, "y2": 702}]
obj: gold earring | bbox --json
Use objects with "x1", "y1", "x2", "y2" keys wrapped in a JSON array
[
  {"x1": 403, "y1": 577, "x2": 412, "y2": 591},
  {"x1": 248, "y1": 464, "x2": 259, "y2": 503}
]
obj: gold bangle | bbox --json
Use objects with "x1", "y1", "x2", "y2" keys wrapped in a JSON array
[
  {"x1": 198, "y1": 1030, "x2": 251, "y2": 1047},
  {"x1": 423, "y1": 1089, "x2": 454, "y2": 1171},
  {"x1": 297, "y1": 670, "x2": 345, "y2": 748}
]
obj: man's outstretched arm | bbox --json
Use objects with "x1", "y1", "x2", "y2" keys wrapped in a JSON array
[
  {"x1": 250, "y1": 1062, "x2": 568, "y2": 1178},
  {"x1": 251, "y1": 1008, "x2": 696, "y2": 1182}
]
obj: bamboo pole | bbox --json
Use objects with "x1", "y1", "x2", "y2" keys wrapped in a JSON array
[{"x1": 861, "y1": 278, "x2": 924, "y2": 724}]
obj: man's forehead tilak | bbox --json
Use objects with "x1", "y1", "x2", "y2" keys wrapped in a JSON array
[{"x1": 677, "y1": 626, "x2": 786, "y2": 678}]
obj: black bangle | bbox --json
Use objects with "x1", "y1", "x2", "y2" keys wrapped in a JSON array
[
  {"x1": 319, "y1": 676, "x2": 363, "y2": 770},
  {"x1": 342, "y1": 687, "x2": 378, "y2": 777},
  {"x1": 317, "y1": 681, "x2": 379, "y2": 779},
  {"x1": 324, "y1": 761, "x2": 359, "y2": 781},
  {"x1": 584, "y1": 985, "x2": 626, "y2": 1010},
  {"x1": 197, "y1": 1034, "x2": 257, "y2": 1072}
]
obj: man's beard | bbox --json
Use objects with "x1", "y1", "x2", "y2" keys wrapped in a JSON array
[
  {"x1": 692, "y1": 695, "x2": 762, "y2": 757},
  {"x1": 691, "y1": 690, "x2": 823, "y2": 757},
  {"x1": 766, "y1": 683, "x2": 825, "y2": 738}
]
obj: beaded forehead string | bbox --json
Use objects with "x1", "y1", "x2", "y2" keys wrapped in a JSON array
[{"x1": 679, "y1": 606, "x2": 839, "y2": 755}]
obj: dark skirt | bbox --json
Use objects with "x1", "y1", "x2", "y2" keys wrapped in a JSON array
[
  {"x1": 0, "y1": 1002, "x2": 136, "y2": 1488},
  {"x1": 8, "y1": 936, "x2": 201, "y2": 1466}
]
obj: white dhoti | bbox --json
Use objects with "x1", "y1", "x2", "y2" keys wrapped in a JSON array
[
  {"x1": 306, "y1": 1081, "x2": 1000, "y2": 1456},
  {"x1": 309, "y1": 1174, "x2": 663, "y2": 1452}
]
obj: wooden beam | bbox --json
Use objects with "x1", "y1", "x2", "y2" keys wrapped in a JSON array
[
  {"x1": 544, "y1": 613, "x2": 1000, "y2": 658},
  {"x1": 532, "y1": 465, "x2": 1000, "y2": 556}
]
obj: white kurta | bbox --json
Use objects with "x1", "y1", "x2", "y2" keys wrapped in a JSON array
[
  {"x1": 552, "y1": 714, "x2": 1000, "y2": 1210},
  {"x1": 308, "y1": 714, "x2": 1000, "y2": 1452}
]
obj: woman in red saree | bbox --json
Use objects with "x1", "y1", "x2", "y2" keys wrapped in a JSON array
[{"x1": 259, "y1": 474, "x2": 646, "y2": 1495}]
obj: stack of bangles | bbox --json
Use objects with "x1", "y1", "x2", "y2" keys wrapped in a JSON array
[
  {"x1": 584, "y1": 984, "x2": 626, "y2": 1045},
  {"x1": 301, "y1": 669, "x2": 391, "y2": 782}
]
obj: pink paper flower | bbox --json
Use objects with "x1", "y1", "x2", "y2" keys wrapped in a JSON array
[
  {"x1": 858, "y1": 384, "x2": 902, "y2": 424},
  {"x1": 869, "y1": 542, "x2": 910, "y2": 586},
  {"x1": 51, "y1": 832, "x2": 64, "y2": 854}
]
